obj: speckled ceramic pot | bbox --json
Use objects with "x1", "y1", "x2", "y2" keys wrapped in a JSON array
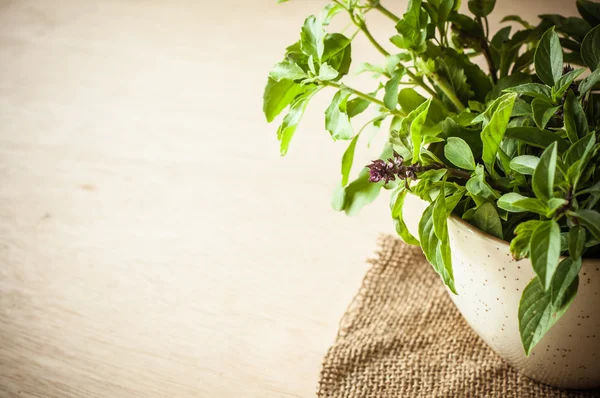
[{"x1": 404, "y1": 194, "x2": 600, "y2": 389}]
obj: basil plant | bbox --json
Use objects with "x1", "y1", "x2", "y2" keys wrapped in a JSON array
[{"x1": 263, "y1": 0, "x2": 600, "y2": 354}]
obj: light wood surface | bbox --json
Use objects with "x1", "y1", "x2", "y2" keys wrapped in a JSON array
[{"x1": 0, "y1": 0, "x2": 578, "y2": 397}]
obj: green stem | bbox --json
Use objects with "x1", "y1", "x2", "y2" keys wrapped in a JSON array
[
  {"x1": 429, "y1": 73, "x2": 466, "y2": 112},
  {"x1": 346, "y1": 9, "x2": 438, "y2": 99},
  {"x1": 320, "y1": 80, "x2": 406, "y2": 117},
  {"x1": 373, "y1": 3, "x2": 400, "y2": 23}
]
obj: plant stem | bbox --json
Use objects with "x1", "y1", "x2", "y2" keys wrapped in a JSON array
[
  {"x1": 372, "y1": 3, "x2": 400, "y2": 23},
  {"x1": 321, "y1": 80, "x2": 406, "y2": 117},
  {"x1": 477, "y1": 16, "x2": 498, "y2": 83},
  {"x1": 429, "y1": 73, "x2": 466, "y2": 112},
  {"x1": 346, "y1": 9, "x2": 439, "y2": 99}
]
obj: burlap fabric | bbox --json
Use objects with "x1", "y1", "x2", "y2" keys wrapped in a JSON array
[{"x1": 317, "y1": 235, "x2": 600, "y2": 398}]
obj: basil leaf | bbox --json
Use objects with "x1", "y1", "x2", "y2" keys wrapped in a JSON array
[
  {"x1": 277, "y1": 88, "x2": 319, "y2": 155},
  {"x1": 505, "y1": 83, "x2": 552, "y2": 100},
  {"x1": 564, "y1": 132, "x2": 596, "y2": 168},
  {"x1": 530, "y1": 220, "x2": 562, "y2": 290},
  {"x1": 510, "y1": 155, "x2": 540, "y2": 175},
  {"x1": 578, "y1": 68, "x2": 600, "y2": 97},
  {"x1": 497, "y1": 193, "x2": 549, "y2": 215},
  {"x1": 531, "y1": 98, "x2": 560, "y2": 130},
  {"x1": 384, "y1": 71, "x2": 403, "y2": 110},
  {"x1": 269, "y1": 61, "x2": 308, "y2": 82},
  {"x1": 581, "y1": 25, "x2": 600, "y2": 71},
  {"x1": 444, "y1": 137, "x2": 476, "y2": 170},
  {"x1": 341, "y1": 134, "x2": 360, "y2": 186},
  {"x1": 301, "y1": 15, "x2": 325, "y2": 61},
  {"x1": 468, "y1": 0, "x2": 496, "y2": 17},
  {"x1": 263, "y1": 78, "x2": 306, "y2": 123},
  {"x1": 391, "y1": 187, "x2": 420, "y2": 245},
  {"x1": 471, "y1": 202, "x2": 503, "y2": 239},
  {"x1": 410, "y1": 99, "x2": 432, "y2": 162},
  {"x1": 570, "y1": 210, "x2": 600, "y2": 242},
  {"x1": 318, "y1": 63, "x2": 339, "y2": 81},
  {"x1": 554, "y1": 68, "x2": 586, "y2": 99},
  {"x1": 569, "y1": 225, "x2": 587, "y2": 259},
  {"x1": 532, "y1": 142, "x2": 558, "y2": 201},
  {"x1": 564, "y1": 90, "x2": 589, "y2": 143},
  {"x1": 510, "y1": 220, "x2": 542, "y2": 260},
  {"x1": 519, "y1": 276, "x2": 572, "y2": 356},
  {"x1": 481, "y1": 93, "x2": 517, "y2": 174},
  {"x1": 551, "y1": 257, "x2": 582, "y2": 310},
  {"x1": 419, "y1": 201, "x2": 457, "y2": 294},
  {"x1": 534, "y1": 27, "x2": 563, "y2": 86},
  {"x1": 504, "y1": 127, "x2": 569, "y2": 152},
  {"x1": 466, "y1": 165, "x2": 501, "y2": 200},
  {"x1": 577, "y1": 0, "x2": 600, "y2": 26},
  {"x1": 398, "y1": 88, "x2": 426, "y2": 113},
  {"x1": 325, "y1": 89, "x2": 353, "y2": 140}
]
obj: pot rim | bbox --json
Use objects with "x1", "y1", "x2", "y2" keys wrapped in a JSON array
[{"x1": 448, "y1": 215, "x2": 600, "y2": 265}]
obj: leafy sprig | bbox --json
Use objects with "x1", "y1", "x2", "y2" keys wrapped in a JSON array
[{"x1": 264, "y1": 0, "x2": 600, "y2": 355}]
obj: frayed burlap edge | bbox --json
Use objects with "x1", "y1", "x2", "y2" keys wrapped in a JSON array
[{"x1": 316, "y1": 235, "x2": 599, "y2": 398}]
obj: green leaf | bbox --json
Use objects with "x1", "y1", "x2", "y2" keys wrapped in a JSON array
[
  {"x1": 570, "y1": 210, "x2": 600, "y2": 241},
  {"x1": 530, "y1": 220, "x2": 562, "y2": 290},
  {"x1": 341, "y1": 134, "x2": 359, "y2": 186},
  {"x1": 269, "y1": 61, "x2": 307, "y2": 82},
  {"x1": 578, "y1": 69, "x2": 600, "y2": 97},
  {"x1": 519, "y1": 276, "x2": 572, "y2": 356},
  {"x1": 263, "y1": 78, "x2": 306, "y2": 123},
  {"x1": 554, "y1": 68, "x2": 586, "y2": 99},
  {"x1": 481, "y1": 93, "x2": 517, "y2": 175},
  {"x1": 531, "y1": 98, "x2": 560, "y2": 130},
  {"x1": 510, "y1": 220, "x2": 542, "y2": 260},
  {"x1": 277, "y1": 88, "x2": 319, "y2": 155},
  {"x1": 501, "y1": 15, "x2": 533, "y2": 28},
  {"x1": 466, "y1": 164, "x2": 500, "y2": 201},
  {"x1": 322, "y1": 34, "x2": 352, "y2": 76},
  {"x1": 577, "y1": 0, "x2": 600, "y2": 26},
  {"x1": 504, "y1": 83, "x2": 552, "y2": 100},
  {"x1": 301, "y1": 15, "x2": 325, "y2": 61},
  {"x1": 510, "y1": 155, "x2": 540, "y2": 175},
  {"x1": 564, "y1": 90, "x2": 589, "y2": 143},
  {"x1": 391, "y1": 187, "x2": 420, "y2": 245},
  {"x1": 325, "y1": 89, "x2": 353, "y2": 140},
  {"x1": 535, "y1": 27, "x2": 563, "y2": 86},
  {"x1": 532, "y1": 142, "x2": 558, "y2": 201},
  {"x1": 398, "y1": 88, "x2": 426, "y2": 113},
  {"x1": 569, "y1": 225, "x2": 587, "y2": 259},
  {"x1": 318, "y1": 2, "x2": 344, "y2": 26},
  {"x1": 582, "y1": 25, "x2": 600, "y2": 71},
  {"x1": 444, "y1": 137, "x2": 476, "y2": 170},
  {"x1": 318, "y1": 63, "x2": 339, "y2": 81},
  {"x1": 546, "y1": 198, "x2": 568, "y2": 217},
  {"x1": 468, "y1": 0, "x2": 496, "y2": 17},
  {"x1": 550, "y1": 258, "x2": 581, "y2": 313},
  {"x1": 497, "y1": 193, "x2": 549, "y2": 215},
  {"x1": 419, "y1": 199, "x2": 457, "y2": 294},
  {"x1": 471, "y1": 202, "x2": 503, "y2": 239},
  {"x1": 511, "y1": 99, "x2": 533, "y2": 117},
  {"x1": 384, "y1": 71, "x2": 402, "y2": 110},
  {"x1": 410, "y1": 99, "x2": 432, "y2": 162},
  {"x1": 564, "y1": 132, "x2": 596, "y2": 167},
  {"x1": 504, "y1": 127, "x2": 569, "y2": 152}
]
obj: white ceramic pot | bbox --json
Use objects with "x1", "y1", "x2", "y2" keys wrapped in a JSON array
[{"x1": 403, "y1": 194, "x2": 600, "y2": 389}]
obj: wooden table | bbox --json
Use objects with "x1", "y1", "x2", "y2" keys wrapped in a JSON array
[{"x1": 0, "y1": 0, "x2": 577, "y2": 396}]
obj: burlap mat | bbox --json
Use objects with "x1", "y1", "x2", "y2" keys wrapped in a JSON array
[{"x1": 317, "y1": 235, "x2": 600, "y2": 398}]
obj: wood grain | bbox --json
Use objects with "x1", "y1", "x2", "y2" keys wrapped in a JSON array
[{"x1": 0, "y1": 0, "x2": 578, "y2": 397}]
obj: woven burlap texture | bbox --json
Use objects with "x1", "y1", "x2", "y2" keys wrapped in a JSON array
[{"x1": 317, "y1": 235, "x2": 600, "y2": 398}]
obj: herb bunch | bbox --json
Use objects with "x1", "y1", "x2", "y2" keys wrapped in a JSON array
[{"x1": 263, "y1": 0, "x2": 600, "y2": 354}]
